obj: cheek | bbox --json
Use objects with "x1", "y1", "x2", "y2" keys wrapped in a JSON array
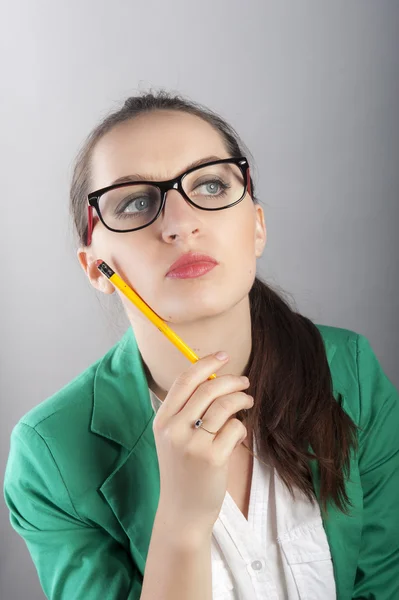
[
  {"x1": 233, "y1": 221, "x2": 258, "y2": 281},
  {"x1": 223, "y1": 212, "x2": 257, "y2": 260},
  {"x1": 114, "y1": 250, "x2": 152, "y2": 288},
  {"x1": 114, "y1": 254, "x2": 160, "y2": 321},
  {"x1": 92, "y1": 230, "x2": 152, "y2": 290}
]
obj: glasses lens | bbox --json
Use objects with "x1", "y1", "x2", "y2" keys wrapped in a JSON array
[
  {"x1": 98, "y1": 184, "x2": 162, "y2": 231},
  {"x1": 182, "y1": 162, "x2": 245, "y2": 209}
]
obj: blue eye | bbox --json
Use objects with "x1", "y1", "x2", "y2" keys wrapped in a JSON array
[
  {"x1": 124, "y1": 197, "x2": 150, "y2": 212},
  {"x1": 193, "y1": 179, "x2": 230, "y2": 197},
  {"x1": 115, "y1": 195, "x2": 154, "y2": 219}
]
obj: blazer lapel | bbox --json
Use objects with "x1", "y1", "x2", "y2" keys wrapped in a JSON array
[
  {"x1": 90, "y1": 326, "x2": 161, "y2": 578},
  {"x1": 99, "y1": 415, "x2": 160, "y2": 578}
]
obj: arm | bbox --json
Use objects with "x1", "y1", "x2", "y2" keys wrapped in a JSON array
[
  {"x1": 140, "y1": 504, "x2": 213, "y2": 600},
  {"x1": 4, "y1": 422, "x2": 213, "y2": 600},
  {"x1": 3, "y1": 421, "x2": 143, "y2": 599},
  {"x1": 353, "y1": 334, "x2": 399, "y2": 599}
]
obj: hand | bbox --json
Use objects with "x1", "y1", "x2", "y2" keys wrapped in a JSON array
[{"x1": 152, "y1": 352, "x2": 253, "y2": 537}]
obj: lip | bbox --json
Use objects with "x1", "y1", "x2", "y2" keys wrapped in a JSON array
[
  {"x1": 166, "y1": 252, "x2": 218, "y2": 277},
  {"x1": 166, "y1": 262, "x2": 217, "y2": 279}
]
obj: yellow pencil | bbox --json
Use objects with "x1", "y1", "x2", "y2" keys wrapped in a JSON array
[{"x1": 96, "y1": 260, "x2": 217, "y2": 379}]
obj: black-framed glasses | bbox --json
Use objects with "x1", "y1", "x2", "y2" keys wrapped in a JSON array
[{"x1": 86, "y1": 156, "x2": 251, "y2": 246}]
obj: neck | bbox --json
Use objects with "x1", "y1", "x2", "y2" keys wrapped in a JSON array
[{"x1": 130, "y1": 294, "x2": 253, "y2": 402}]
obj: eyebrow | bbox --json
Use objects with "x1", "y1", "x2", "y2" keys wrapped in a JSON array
[{"x1": 110, "y1": 155, "x2": 226, "y2": 186}]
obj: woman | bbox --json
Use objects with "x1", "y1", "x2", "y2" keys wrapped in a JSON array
[{"x1": 4, "y1": 90, "x2": 399, "y2": 600}]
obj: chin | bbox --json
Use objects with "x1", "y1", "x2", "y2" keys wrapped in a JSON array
[{"x1": 159, "y1": 289, "x2": 245, "y2": 324}]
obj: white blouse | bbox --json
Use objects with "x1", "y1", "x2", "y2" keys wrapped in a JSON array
[{"x1": 149, "y1": 388, "x2": 337, "y2": 599}]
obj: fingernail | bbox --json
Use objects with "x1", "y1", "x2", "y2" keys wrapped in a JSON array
[{"x1": 215, "y1": 351, "x2": 229, "y2": 361}]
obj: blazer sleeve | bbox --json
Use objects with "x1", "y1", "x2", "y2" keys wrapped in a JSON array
[
  {"x1": 3, "y1": 421, "x2": 142, "y2": 600},
  {"x1": 353, "y1": 334, "x2": 399, "y2": 600}
]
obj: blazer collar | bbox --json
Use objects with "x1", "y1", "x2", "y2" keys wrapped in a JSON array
[{"x1": 90, "y1": 326, "x2": 153, "y2": 450}]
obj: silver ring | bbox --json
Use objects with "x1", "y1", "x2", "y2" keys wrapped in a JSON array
[{"x1": 194, "y1": 418, "x2": 217, "y2": 435}]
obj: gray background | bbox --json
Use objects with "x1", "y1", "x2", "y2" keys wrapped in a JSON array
[{"x1": 1, "y1": 1, "x2": 398, "y2": 598}]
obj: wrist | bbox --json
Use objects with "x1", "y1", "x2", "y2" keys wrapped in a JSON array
[{"x1": 154, "y1": 503, "x2": 213, "y2": 551}]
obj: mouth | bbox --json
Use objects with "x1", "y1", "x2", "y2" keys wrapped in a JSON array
[
  {"x1": 166, "y1": 252, "x2": 218, "y2": 279},
  {"x1": 166, "y1": 262, "x2": 217, "y2": 279}
]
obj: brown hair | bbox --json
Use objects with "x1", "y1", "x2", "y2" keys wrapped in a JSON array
[{"x1": 70, "y1": 88, "x2": 359, "y2": 515}]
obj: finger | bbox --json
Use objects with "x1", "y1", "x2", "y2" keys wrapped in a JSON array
[
  {"x1": 212, "y1": 418, "x2": 248, "y2": 462},
  {"x1": 157, "y1": 352, "x2": 230, "y2": 420},
  {"x1": 178, "y1": 379, "x2": 251, "y2": 424}
]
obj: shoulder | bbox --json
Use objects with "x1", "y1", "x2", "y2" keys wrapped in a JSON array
[
  {"x1": 315, "y1": 322, "x2": 399, "y2": 435},
  {"x1": 19, "y1": 360, "x2": 100, "y2": 432},
  {"x1": 315, "y1": 322, "x2": 358, "y2": 350},
  {"x1": 17, "y1": 333, "x2": 127, "y2": 432},
  {"x1": 7, "y1": 331, "x2": 130, "y2": 478},
  {"x1": 5, "y1": 332, "x2": 133, "y2": 509},
  {"x1": 15, "y1": 355, "x2": 102, "y2": 444},
  {"x1": 315, "y1": 322, "x2": 360, "y2": 397},
  {"x1": 315, "y1": 323, "x2": 358, "y2": 385}
]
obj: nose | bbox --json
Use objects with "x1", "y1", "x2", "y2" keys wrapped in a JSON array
[{"x1": 160, "y1": 188, "x2": 201, "y2": 242}]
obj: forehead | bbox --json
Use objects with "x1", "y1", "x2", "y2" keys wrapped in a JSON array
[{"x1": 90, "y1": 110, "x2": 229, "y2": 190}]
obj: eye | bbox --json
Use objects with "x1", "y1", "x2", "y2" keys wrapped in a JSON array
[
  {"x1": 202, "y1": 181, "x2": 221, "y2": 194},
  {"x1": 122, "y1": 197, "x2": 150, "y2": 213},
  {"x1": 115, "y1": 195, "x2": 153, "y2": 218},
  {"x1": 193, "y1": 178, "x2": 229, "y2": 196}
]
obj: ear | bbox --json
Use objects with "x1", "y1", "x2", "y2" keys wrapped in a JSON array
[
  {"x1": 254, "y1": 204, "x2": 267, "y2": 258},
  {"x1": 76, "y1": 247, "x2": 115, "y2": 295}
]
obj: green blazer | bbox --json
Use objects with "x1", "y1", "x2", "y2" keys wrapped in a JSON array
[{"x1": 4, "y1": 325, "x2": 399, "y2": 599}]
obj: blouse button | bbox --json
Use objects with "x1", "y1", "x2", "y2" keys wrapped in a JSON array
[{"x1": 251, "y1": 560, "x2": 263, "y2": 571}]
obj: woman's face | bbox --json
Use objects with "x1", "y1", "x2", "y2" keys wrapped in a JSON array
[{"x1": 79, "y1": 110, "x2": 266, "y2": 325}]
